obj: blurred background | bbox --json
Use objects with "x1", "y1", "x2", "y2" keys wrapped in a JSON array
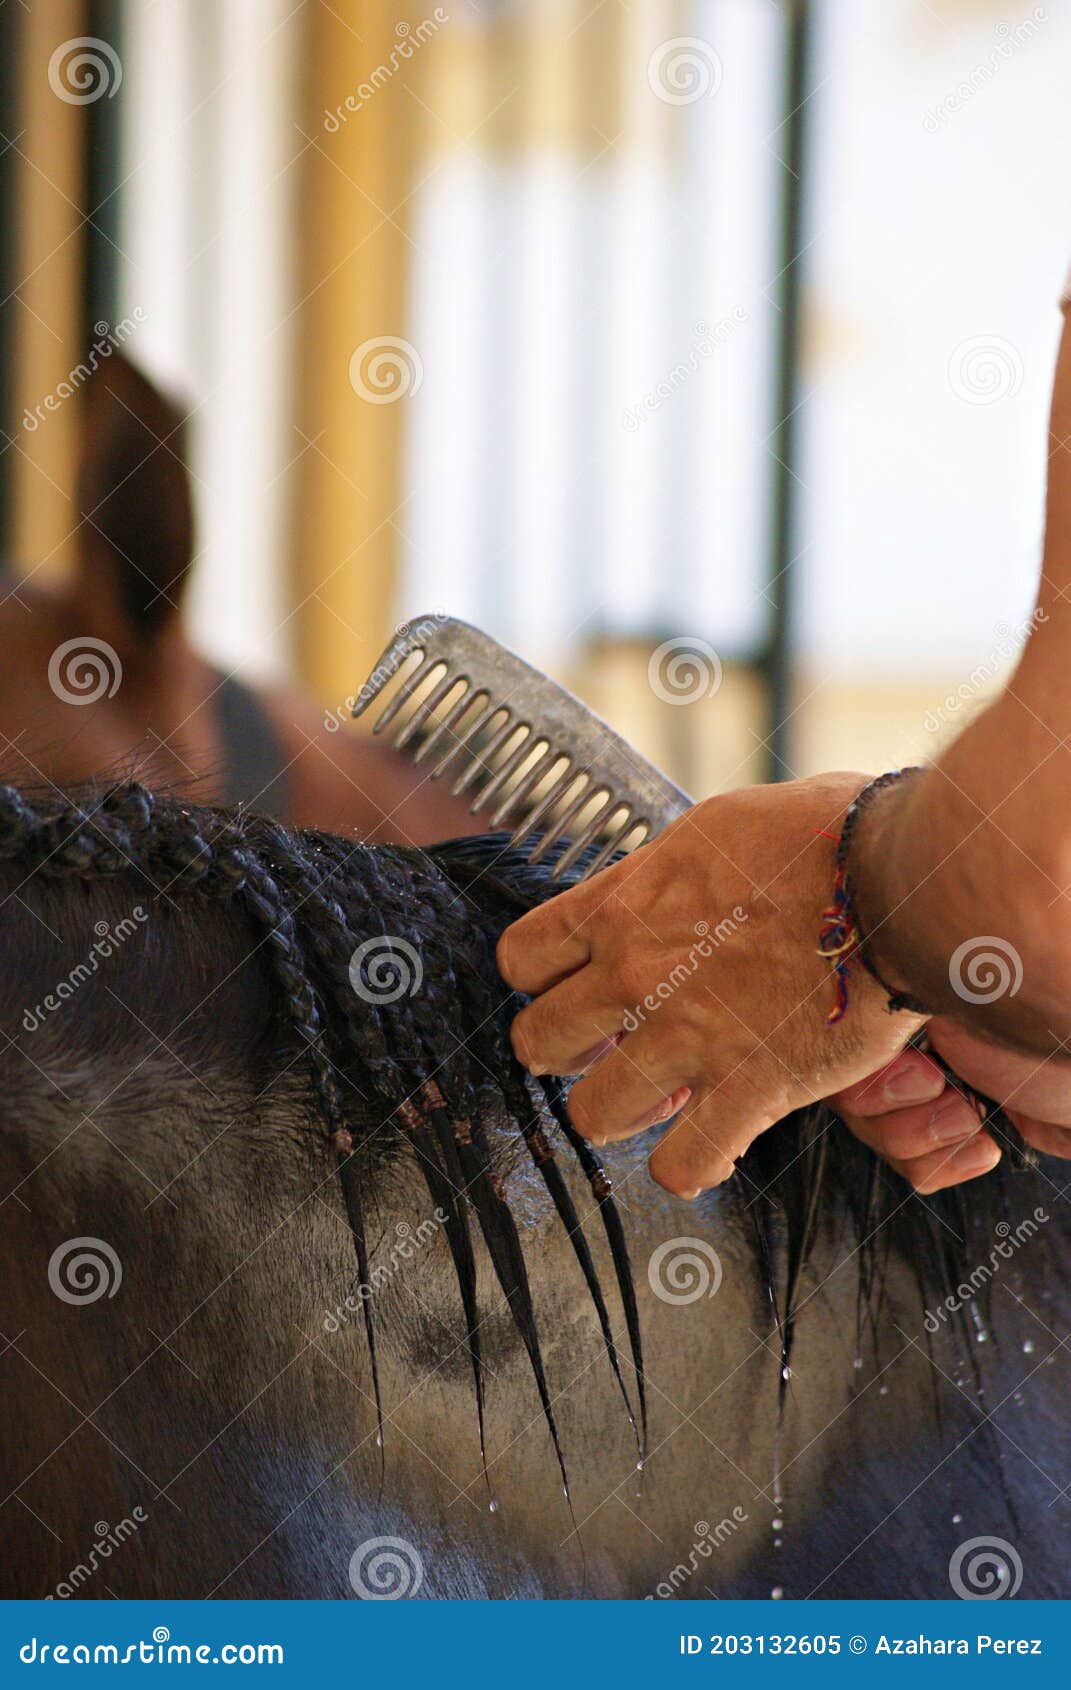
[{"x1": 2, "y1": 0, "x2": 1070, "y2": 804}]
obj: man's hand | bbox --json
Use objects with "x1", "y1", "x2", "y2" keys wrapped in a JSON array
[
  {"x1": 830, "y1": 1018, "x2": 1071, "y2": 1192},
  {"x1": 497, "y1": 773, "x2": 926, "y2": 1198}
]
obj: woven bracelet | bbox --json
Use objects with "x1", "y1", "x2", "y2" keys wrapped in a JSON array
[{"x1": 817, "y1": 767, "x2": 932, "y2": 1023}]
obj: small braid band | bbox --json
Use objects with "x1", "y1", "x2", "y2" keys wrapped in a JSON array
[{"x1": 816, "y1": 767, "x2": 931, "y2": 1023}]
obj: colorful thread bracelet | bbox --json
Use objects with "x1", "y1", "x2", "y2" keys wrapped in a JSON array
[{"x1": 817, "y1": 767, "x2": 931, "y2": 1024}]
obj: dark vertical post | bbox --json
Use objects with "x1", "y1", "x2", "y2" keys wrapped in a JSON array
[
  {"x1": 83, "y1": 0, "x2": 124, "y2": 340},
  {"x1": 763, "y1": 0, "x2": 815, "y2": 781},
  {"x1": 0, "y1": 0, "x2": 23, "y2": 560}
]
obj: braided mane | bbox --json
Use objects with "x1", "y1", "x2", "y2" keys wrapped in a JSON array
[{"x1": 0, "y1": 780, "x2": 1061, "y2": 1506}]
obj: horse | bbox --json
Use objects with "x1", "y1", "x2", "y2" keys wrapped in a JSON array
[{"x1": 1, "y1": 781, "x2": 1068, "y2": 1599}]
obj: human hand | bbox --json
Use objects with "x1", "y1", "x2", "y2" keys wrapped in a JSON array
[
  {"x1": 829, "y1": 1018, "x2": 1071, "y2": 1192},
  {"x1": 497, "y1": 774, "x2": 925, "y2": 1198}
]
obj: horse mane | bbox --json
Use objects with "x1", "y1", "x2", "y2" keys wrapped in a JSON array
[{"x1": 0, "y1": 780, "x2": 1056, "y2": 1496}]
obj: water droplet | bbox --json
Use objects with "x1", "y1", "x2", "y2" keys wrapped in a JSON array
[
  {"x1": 952, "y1": 1513, "x2": 962, "y2": 1525},
  {"x1": 488, "y1": 1499, "x2": 499, "y2": 1514},
  {"x1": 975, "y1": 1330, "x2": 988, "y2": 1344},
  {"x1": 781, "y1": 1364, "x2": 792, "y2": 1381},
  {"x1": 1023, "y1": 1338, "x2": 1035, "y2": 1355},
  {"x1": 772, "y1": 1517, "x2": 783, "y2": 1532},
  {"x1": 879, "y1": 1384, "x2": 889, "y2": 1396},
  {"x1": 636, "y1": 1459, "x2": 645, "y2": 1472},
  {"x1": 375, "y1": 1431, "x2": 383, "y2": 1448},
  {"x1": 1013, "y1": 1392, "x2": 1024, "y2": 1407},
  {"x1": 773, "y1": 1537, "x2": 783, "y2": 1549},
  {"x1": 852, "y1": 1355, "x2": 863, "y2": 1371},
  {"x1": 771, "y1": 1586, "x2": 784, "y2": 1600}
]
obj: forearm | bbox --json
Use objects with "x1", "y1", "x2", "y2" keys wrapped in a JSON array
[{"x1": 849, "y1": 295, "x2": 1071, "y2": 1052}]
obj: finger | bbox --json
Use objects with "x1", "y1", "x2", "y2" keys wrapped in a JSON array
[
  {"x1": 887, "y1": 1131, "x2": 1001, "y2": 1194},
  {"x1": 648, "y1": 1086, "x2": 781, "y2": 1198},
  {"x1": 1006, "y1": 1111, "x2": 1071, "y2": 1161},
  {"x1": 496, "y1": 882, "x2": 595, "y2": 994},
  {"x1": 510, "y1": 971, "x2": 628, "y2": 1075},
  {"x1": 830, "y1": 1049, "x2": 946, "y2": 1119},
  {"x1": 836, "y1": 1085, "x2": 982, "y2": 1162},
  {"x1": 566, "y1": 1028, "x2": 693, "y2": 1144}
]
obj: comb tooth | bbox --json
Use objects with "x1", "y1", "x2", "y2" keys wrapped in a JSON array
[
  {"x1": 413, "y1": 684, "x2": 476, "y2": 764},
  {"x1": 553, "y1": 797, "x2": 617, "y2": 880},
  {"x1": 528, "y1": 778, "x2": 596, "y2": 865},
  {"x1": 451, "y1": 715, "x2": 518, "y2": 797},
  {"x1": 431, "y1": 696, "x2": 498, "y2": 779},
  {"x1": 508, "y1": 761, "x2": 575, "y2": 849},
  {"x1": 581, "y1": 810, "x2": 637, "y2": 880},
  {"x1": 469, "y1": 730, "x2": 537, "y2": 815},
  {"x1": 489, "y1": 745, "x2": 558, "y2": 829},
  {"x1": 392, "y1": 671, "x2": 461, "y2": 751},
  {"x1": 370, "y1": 654, "x2": 439, "y2": 734}
]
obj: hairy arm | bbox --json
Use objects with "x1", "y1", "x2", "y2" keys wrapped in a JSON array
[{"x1": 850, "y1": 304, "x2": 1071, "y2": 1054}]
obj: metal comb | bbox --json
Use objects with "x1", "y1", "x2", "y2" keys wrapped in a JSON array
[{"x1": 352, "y1": 615, "x2": 692, "y2": 880}]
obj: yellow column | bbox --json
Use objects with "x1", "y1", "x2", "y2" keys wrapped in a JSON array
[
  {"x1": 10, "y1": 0, "x2": 88, "y2": 581},
  {"x1": 290, "y1": 1, "x2": 422, "y2": 704}
]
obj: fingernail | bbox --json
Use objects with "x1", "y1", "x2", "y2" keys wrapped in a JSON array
[
  {"x1": 885, "y1": 1065, "x2": 945, "y2": 1105},
  {"x1": 930, "y1": 1093, "x2": 980, "y2": 1144},
  {"x1": 649, "y1": 1086, "x2": 692, "y2": 1127},
  {"x1": 950, "y1": 1135, "x2": 1001, "y2": 1177}
]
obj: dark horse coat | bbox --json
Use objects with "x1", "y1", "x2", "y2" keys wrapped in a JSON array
[{"x1": 0, "y1": 785, "x2": 1068, "y2": 1599}]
